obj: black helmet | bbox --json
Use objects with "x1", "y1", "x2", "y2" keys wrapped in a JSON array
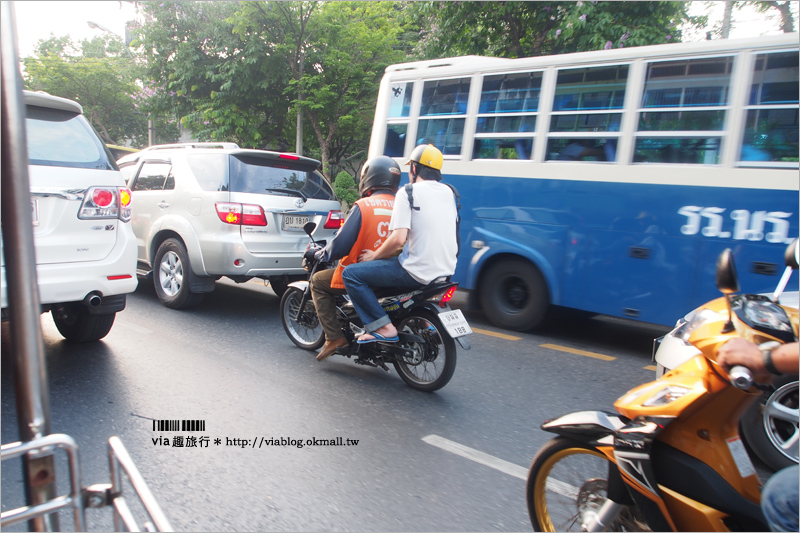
[{"x1": 358, "y1": 156, "x2": 401, "y2": 197}]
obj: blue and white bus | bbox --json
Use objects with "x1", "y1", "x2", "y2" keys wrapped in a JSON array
[{"x1": 368, "y1": 33, "x2": 799, "y2": 330}]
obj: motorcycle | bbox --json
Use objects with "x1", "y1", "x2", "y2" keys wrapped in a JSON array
[
  {"x1": 525, "y1": 244, "x2": 798, "y2": 532},
  {"x1": 654, "y1": 240, "x2": 798, "y2": 472},
  {"x1": 280, "y1": 222, "x2": 471, "y2": 392}
]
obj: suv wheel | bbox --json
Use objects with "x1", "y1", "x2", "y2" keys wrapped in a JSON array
[
  {"x1": 154, "y1": 239, "x2": 203, "y2": 309},
  {"x1": 52, "y1": 304, "x2": 115, "y2": 343}
]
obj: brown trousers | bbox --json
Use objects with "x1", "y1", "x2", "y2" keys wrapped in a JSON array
[{"x1": 310, "y1": 268, "x2": 347, "y2": 341}]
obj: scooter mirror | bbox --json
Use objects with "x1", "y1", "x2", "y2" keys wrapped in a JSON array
[
  {"x1": 715, "y1": 248, "x2": 740, "y2": 295},
  {"x1": 785, "y1": 238, "x2": 799, "y2": 270},
  {"x1": 303, "y1": 222, "x2": 317, "y2": 237}
]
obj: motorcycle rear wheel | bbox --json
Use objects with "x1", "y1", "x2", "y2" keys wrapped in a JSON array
[
  {"x1": 281, "y1": 286, "x2": 325, "y2": 350},
  {"x1": 526, "y1": 437, "x2": 650, "y2": 532},
  {"x1": 393, "y1": 309, "x2": 456, "y2": 392}
]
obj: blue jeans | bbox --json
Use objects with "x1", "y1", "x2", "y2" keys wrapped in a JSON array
[
  {"x1": 341, "y1": 257, "x2": 423, "y2": 332},
  {"x1": 762, "y1": 464, "x2": 798, "y2": 532}
]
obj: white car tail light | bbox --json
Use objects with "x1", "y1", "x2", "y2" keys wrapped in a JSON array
[{"x1": 78, "y1": 186, "x2": 132, "y2": 222}]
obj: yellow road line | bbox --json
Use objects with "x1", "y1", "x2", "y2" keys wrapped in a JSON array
[
  {"x1": 471, "y1": 327, "x2": 522, "y2": 341},
  {"x1": 540, "y1": 343, "x2": 616, "y2": 361},
  {"x1": 643, "y1": 364, "x2": 658, "y2": 372}
]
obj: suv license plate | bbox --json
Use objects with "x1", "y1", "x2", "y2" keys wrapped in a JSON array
[
  {"x1": 32, "y1": 199, "x2": 39, "y2": 226},
  {"x1": 283, "y1": 215, "x2": 310, "y2": 230},
  {"x1": 439, "y1": 309, "x2": 472, "y2": 338}
]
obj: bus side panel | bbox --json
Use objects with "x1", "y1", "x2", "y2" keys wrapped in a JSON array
[
  {"x1": 575, "y1": 229, "x2": 699, "y2": 325},
  {"x1": 464, "y1": 218, "x2": 568, "y2": 303},
  {"x1": 566, "y1": 182, "x2": 797, "y2": 325}
]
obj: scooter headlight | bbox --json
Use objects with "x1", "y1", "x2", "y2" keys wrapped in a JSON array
[
  {"x1": 642, "y1": 385, "x2": 692, "y2": 407},
  {"x1": 675, "y1": 309, "x2": 720, "y2": 344}
]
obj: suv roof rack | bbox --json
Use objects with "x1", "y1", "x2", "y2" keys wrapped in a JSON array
[{"x1": 141, "y1": 142, "x2": 240, "y2": 151}]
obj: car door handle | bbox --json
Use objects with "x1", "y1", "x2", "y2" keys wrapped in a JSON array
[{"x1": 158, "y1": 201, "x2": 170, "y2": 209}]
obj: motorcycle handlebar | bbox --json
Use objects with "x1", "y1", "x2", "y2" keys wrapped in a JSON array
[{"x1": 729, "y1": 365, "x2": 754, "y2": 390}]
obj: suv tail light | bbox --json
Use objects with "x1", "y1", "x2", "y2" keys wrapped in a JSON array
[
  {"x1": 215, "y1": 203, "x2": 268, "y2": 226},
  {"x1": 78, "y1": 187, "x2": 132, "y2": 222},
  {"x1": 324, "y1": 210, "x2": 344, "y2": 229}
]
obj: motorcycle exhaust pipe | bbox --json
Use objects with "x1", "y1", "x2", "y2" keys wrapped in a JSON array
[{"x1": 82, "y1": 293, "x2": 102, "y2": 308}]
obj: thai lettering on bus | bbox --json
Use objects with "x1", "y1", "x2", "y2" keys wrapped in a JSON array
[{"x1": 678, "y1": 206, "x2": 793, "y2": 244}]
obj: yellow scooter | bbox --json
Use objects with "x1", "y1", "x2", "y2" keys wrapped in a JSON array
[{"x1": 526, "y1": 243, "x2": 798, "y2": 531}]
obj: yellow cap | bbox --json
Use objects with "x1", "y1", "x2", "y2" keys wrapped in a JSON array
[{"x1": 405, "y1": 144, "x2": 443, "y2": 170}]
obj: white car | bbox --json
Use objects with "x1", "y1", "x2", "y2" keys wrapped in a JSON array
[{"x1": 1, "y1": 91, "x2": 137, "y2": 342}]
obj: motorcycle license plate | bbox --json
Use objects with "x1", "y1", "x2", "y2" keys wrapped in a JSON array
[
  {"x1": 283, "y1": 215, "x2": 309, "y2": 230},
  {"x1": 439, "y1": 309, "x2": 472, "y2": 338}
]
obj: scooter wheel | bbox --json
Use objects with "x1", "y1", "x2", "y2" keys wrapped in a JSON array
[{"x1": 527, "y1": 437, "x2": 650, "y2": 532}]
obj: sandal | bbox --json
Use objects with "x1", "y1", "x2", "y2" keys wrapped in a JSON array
[{"x1": 357, "y1": 331, "x2": 400, "y2": 344}]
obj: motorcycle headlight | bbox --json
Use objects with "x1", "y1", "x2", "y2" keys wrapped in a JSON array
[
  {"x1": 675, "y1": 308, "x2": 720, "y2": 344},
  {"x1": 642, "y1": 385, "x2": 692, "y2": 407}
]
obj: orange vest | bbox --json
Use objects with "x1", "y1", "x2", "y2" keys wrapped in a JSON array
[{"x1": 331, "y1": 193, "x2": 395, "y2": 289}]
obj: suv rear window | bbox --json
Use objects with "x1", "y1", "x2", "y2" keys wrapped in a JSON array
[
  {"x1": 230, "y1": 154, "x2": 335, "y2": 200},
  {"x1": 26, "y1": 106, "x2": 115, "y2": 170}
]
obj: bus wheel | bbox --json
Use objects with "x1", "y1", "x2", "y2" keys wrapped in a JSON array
[{"x1": 479, "y1": 259, "x2": 549, "y2": 331}]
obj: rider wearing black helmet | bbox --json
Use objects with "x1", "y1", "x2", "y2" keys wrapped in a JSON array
[{"x1": 311, "y1": 155, "x2": 401, "y2": 361}]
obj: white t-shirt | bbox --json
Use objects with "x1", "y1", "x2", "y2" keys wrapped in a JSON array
[{"x1": 389, "y1": 180, "x2": 458, "y2": 284}]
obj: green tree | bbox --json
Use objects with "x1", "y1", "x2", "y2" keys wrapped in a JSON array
[
  {"x1": 291, "y1": 1, "x2": 406, "y2": 176},
  {"x1": 21, "y1": 35, "x2": 163, "y2": 147},
  {"x1": 333, "y1": 171, "x2": 360, "y2": 212},
  {"x1": 136, "y1": 1, "x2": 407, "y2": 177},
  {"x1": 133, "y1": 1, "x2": 277, "y2": 148},
  {"x1": 408, "y1": 1, "x2": 702, "y2": 59}
]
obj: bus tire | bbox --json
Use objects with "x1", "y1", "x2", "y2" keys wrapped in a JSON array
[{"x1": 479, "y1": 259, "x2": 549, "y2": 331}]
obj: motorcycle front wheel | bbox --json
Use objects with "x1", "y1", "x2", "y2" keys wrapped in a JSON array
[
  {"x1": 281, "y1": 287, "x2": 325, "y2": 350},
  {"x1": 393, "y1": 309, "x2": 456, "y2": 392},
  {"x1": 526, "y1": 437, "x2": 650, "y2": 532}
]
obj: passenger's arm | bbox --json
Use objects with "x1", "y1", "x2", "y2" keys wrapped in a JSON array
[{"x1": 358, "y1": 228, "x2": 407, "y2": 262}]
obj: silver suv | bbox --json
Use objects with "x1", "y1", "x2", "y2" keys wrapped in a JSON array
[
  {"x1": 117, "y1": 143, "x2": 342, "y2": 308},
  {"x1": 1, "y1": 91, "x2": 138, "y2": 342}
]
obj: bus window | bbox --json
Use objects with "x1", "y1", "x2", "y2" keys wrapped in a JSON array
[
  {"x1": 418, "y1": 78, "x2": 470, "y2": 155},
  {"x1": 417, "y1": 117, "x2": 465, "y2": 155},
  {"x1": 739, "y1": 51, "x2": 799, "y2": 165},
  {"x1": 384, "y1": 123, "x2": 407, "y2": 157},
  {"x1": 546, "y1": 65, "x2": 627, "y2": 161},
  {"x1": 473, "y1": 138, "x2": 533, "y2": 160},
  {"x1": 473, "y1": 71, "x2": 541, "y2": 160},
  {"x1": 388, "y1": 81, "x2": 413, "y2": 118},
  {"x1": 635, "y1": 57, "x2": 732, "y2": 164}
]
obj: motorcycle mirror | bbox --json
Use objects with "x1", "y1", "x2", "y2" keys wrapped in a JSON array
[
  {"x1": 715, "y1": 248, "x2": 740, "y2": 295},
  {"x1": 785, "y1": 238, "x2": 799, "y2": 270},
  {"x1": 303, "y1": 222, "x2": 317, "y2": 237},
  {"x1": 715, "y1": 248, "x2": 739, "y2": 333}
]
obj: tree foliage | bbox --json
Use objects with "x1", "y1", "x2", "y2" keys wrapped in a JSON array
[
  {"x1": 135, "y1": 1, "x2": 407, "y2": 178},
  {"x1": 408, "y1": 1, "x2": 702, "y2": 59},
  {"x1": 21, "y1": 35, "x2": 167, "y2": 147},
  {"x1": 333, "y1": 171, "x2": 360, "y2": 212}
]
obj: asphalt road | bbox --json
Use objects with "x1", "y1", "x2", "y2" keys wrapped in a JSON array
[{"x1": 2, "y1": 278, "x2": 670, "y2": 532}]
